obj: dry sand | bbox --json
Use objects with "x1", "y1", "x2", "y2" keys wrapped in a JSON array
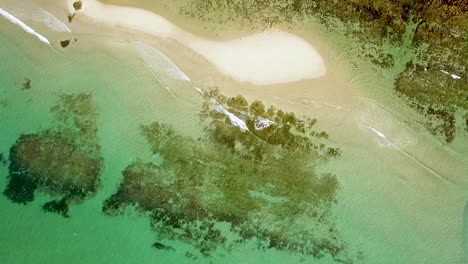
[{"x1": 73, "y1": 0, "x2": 326, "y2": 85}]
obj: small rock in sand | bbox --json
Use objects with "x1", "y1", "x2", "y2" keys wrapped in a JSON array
[
  {"x1": 60, "y1": 39, "x2": 71, "y2": 48},
  {"x1": 73, "y1": 1, "x2": 83, "y2": 11},
  {"x1": 68, "y1": 13, "x2": 75, "y2": 23}
]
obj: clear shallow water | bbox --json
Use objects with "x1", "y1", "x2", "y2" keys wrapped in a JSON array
[{"x1": 0, "y1": 12, "x2": 467, "y2": 264}]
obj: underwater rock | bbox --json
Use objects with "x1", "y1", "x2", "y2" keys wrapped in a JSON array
[
  {"x1": 42, "y1": 197, "x2": 70, "y2": 218},
  {"x1": 152, "y1": 242, "x2": 175, "y2": 251},
  {"x1": 21, "y1": 78, "x2": 31, "y2": 91},
  {"x1": 60, "y1": 39, "x2": 71, "y2": 48},
  {"x1": 104, "y1": 90, "x2": 352, "y2": 262}
]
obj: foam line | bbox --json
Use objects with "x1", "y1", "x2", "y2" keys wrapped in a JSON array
[
  {"x1": 135, "y1": 42, "x2": 190, "y2": 81},
  {"x1": 0, "y1": 8, "x2": 50, "y2": 45}
]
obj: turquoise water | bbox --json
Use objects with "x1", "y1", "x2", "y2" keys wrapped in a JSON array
[{"x1": 1, "y1": 14, "x2": 467, "y2": 264}]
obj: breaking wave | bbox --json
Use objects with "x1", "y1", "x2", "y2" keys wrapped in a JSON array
[
  {"x1": 0, "y1": 8, "x2": 50, "y2": 45},
  {"x1": 134, "y1": 41, "x2": 190, "y2": 81}
]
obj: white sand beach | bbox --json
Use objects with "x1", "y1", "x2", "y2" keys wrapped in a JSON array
[{"x1": 68, "y1": 0, "x2": 327, "y2": 85}]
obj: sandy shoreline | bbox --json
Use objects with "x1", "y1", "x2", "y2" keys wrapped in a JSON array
[{"x1": 70, "y1": 0, "x2": 327, "y2": 85}]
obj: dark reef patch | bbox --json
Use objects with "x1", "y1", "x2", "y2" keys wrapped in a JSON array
[
  {"x1": 152, "y1": 242, "x2": 175, "y2": 251},
  {"x1": 405, "y1": 101, "x2": 457, "y2": 143},
  {"x1": 42, "y1": 197, "x2": 70, "y2": 218},
  {"x1": 104, "y1": 89, "x2": 354, "y2": 262},
  {"x1": 3, "y1": 93, "x2": 103, "y2": 217},
  {"x1": 3, "y1": 166, "x2": 37, "y2": 205},
  {"x1": 21, "y1": 78, "x2": 32, "y2": 91}
]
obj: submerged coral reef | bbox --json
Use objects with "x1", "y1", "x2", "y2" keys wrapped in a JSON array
[
  {"x1": 3, "y1": 93, "x2": 103, "y2": 216},
  {"x1": 104, "y1": 89, "x2": 353, "y2": 262}
]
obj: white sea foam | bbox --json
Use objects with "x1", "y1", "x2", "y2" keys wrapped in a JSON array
[
  {"x1": 135, "y1": 42, "x2": 190, "y2": 81},
  {"x1": 440, "y1": 69, "x2": 462, "y2": 80},
  {"x1": 254, "y1": 116, "x2": 274, "y2": 131},
  {"x1": 366, "y1": 126, "x2": 397, "y2": 149},
  {"x1": 0, "y1": 8, "x2": 50, "y2": 45},
  {"x1": 213, "y1": 101, "x2": 248, "y2": 131},
  {"x1": 367, "y1": 125, "x2": 408, "y2": 150},
  {"x1": 6, "y1": 3, "x2": 70, "y2": 32},
  {"x1": 368, "y1": 126, "x2": 386, "y2": 139}
]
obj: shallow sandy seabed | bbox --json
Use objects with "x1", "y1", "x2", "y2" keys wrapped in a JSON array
[{"x1": 0, "y1": 0, "x2": 467, "y2": 263}]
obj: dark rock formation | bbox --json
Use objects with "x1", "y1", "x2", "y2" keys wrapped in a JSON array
[
  {"x1": 152, "y1": 242, "x2": 174, "y2": 251},
  {"x1": 60, "y1": 40, "x2": 71, "y2": 48},
  {"x1": 42, "y1": 198, "x2": 70, "y2": 218},
  {"x1": 21, "y1": 78, "x2": 31, "y2": 91},
  {"x1": 73, "y1": 1, "x2": 83, "y2": 11}
]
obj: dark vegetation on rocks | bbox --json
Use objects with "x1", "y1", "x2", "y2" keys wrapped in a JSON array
[
  {"x1": 3, "y1": 93, "x2": 103, "y2": 217},
  {"x1": 103, "y1": 89, "x2": 355, "y2": 262}
]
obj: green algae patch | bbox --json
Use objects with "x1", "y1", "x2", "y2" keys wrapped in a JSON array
[
  {"x1": 103, "y1": 89, "x2": 354, "y2": 262},
  {"x1": 3, "y1": 93, "x2": 103, "y2": 217}
]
